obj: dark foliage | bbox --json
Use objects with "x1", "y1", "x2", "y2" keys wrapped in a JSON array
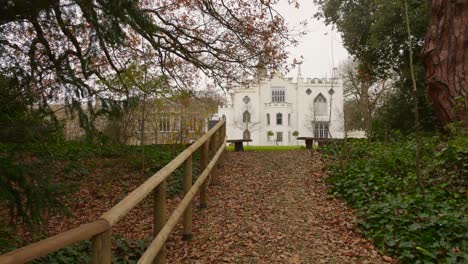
[
  {"x1": 315, "y1": 0, "x2": 437, "y2": 135},
  {"x1": 30, "y1": 234, "x2": 151, "y2": 264},
  {"x1": 1, "y1": 142, "x2": 200, "y2": 256},
  {"x1": 370, "y1": 62, "x2": 436, "y2": 138},
  {"x1": 0, "y1": 75, "x2": 71, "y2": 229},
  {"x1": 324, "y1": 131, "x2": 467, "y2": 263}
]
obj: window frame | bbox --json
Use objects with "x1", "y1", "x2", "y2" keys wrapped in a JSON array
[
  {"x1": 314, "y1": 122, "x2": 329, "y2": 138},
  {"x1": 313, "y1": 93, "x2": 328, "y2": 116},
  {"x1": 159, "y1": 114, "x2": 170, "y2": 132},
  {"x1": 243, "y1": 129, "x2": 251, "y2": 140},
  {"x1": 276, "y1": 131, "x2": 283, "y2": 142},
  {"x1": 243, "y1": 111, "x2": 251, "y2": 123},
  {"x1": 276, "y1": 112, "x2": 282, "y2": 125},
  {"x1": 271, "y1": 88, "x2": 285, "y2": 103}
]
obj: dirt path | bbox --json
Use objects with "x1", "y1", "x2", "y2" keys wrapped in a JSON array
[{"x1": 166, "y1": 150, "x2": 392, "y2": 263}]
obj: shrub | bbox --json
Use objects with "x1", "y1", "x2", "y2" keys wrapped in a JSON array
[
  {"x1": 325, "y1": 134, "x2": 467, "y2": 263},
  {"x1": 30, "y1": 235, "x2": 151, "y2": 264}
]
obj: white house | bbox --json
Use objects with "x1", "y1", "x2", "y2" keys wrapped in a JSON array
[{"x1": 216, "y1": 66, "x2": 345, "y2": 146}]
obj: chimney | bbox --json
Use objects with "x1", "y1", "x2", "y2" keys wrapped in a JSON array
[{"x1": 296, "y1": 62, "x2": 303, "y2": 83}]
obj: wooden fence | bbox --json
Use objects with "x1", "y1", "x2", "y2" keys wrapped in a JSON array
[{"x1": 0, "y1": 120, "x2": 227, "y2": 264}]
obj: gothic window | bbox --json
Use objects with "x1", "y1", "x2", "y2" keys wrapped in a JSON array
[
  {"x1": 243, "y1": 111, "x2": 251, "y2": 123},
  {"x1": 276, "y1": 113, "x2": 282, "y2": 125},
  {"x1": 266, "y1": 113, "x2": 270, "y2": 125},
  {"x1": 313, "y1": 93, "x2": 327, "y2": 116},
  {"x1": 243, "y1": 96, "x2": 251, "y2": 104},
  {"x1": 272, "y1": 88, "x2": 285, "y2": 102},
  {"x1": 243, "y1": 129, "x2": 251, "y2": 140},
  {"x1": 314, "y1": 122, "x2": 329, "y2": 138},
  {"x1": 159, "y1": 114, "x2": 170, "y2": 132},
  {"x1": 276, "y1": 132, "x2": 283, "y2": 142},
  {"x1": 288, "y1": 113, "x2": 291, "y2": 126},
  {"x1": 306, "y1": 88, "x2": 312, "y2": 95}
]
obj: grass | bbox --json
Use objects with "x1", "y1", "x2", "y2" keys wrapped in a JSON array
[{"x1": 226, "y1": 145, "x2": 306, "y2": 151}]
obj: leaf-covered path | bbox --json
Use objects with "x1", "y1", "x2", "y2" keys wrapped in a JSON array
[{"x1": 166, "y1": 150, "x2": 392, "y2": 263}]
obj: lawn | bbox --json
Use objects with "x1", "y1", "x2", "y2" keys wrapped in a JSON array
[{"x1": 226, "y1": 145, "x2": 306, "y2": 151}]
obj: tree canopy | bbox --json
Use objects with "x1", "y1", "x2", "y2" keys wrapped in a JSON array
[
  {"x1": 314, "y1": 0, "x2": 430, "y2": 79},
  {"x1": 0, "y1": 1, "x2": 298, "y2": 226},
  {"x1": 0, "y1": 0, "x2": 296, "y2": 107},
  {"x1": 315, "y1": 0, "x2": 436, "y2": 136}
]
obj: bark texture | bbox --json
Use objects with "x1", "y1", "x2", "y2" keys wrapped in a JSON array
[{"x1": 423, "y1": 0, "x2": 468, "y2": 125}]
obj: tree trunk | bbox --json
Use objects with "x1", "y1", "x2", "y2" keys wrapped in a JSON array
[
  {"x1": 361, "y1": 82, "x2": 372, "y2": 141},
  {"x1": 422, "y1": 0, "x2": 468, "y2": 126},
  {"x1": 140, "y1": 94, "x2": 147, "y2": 176}
]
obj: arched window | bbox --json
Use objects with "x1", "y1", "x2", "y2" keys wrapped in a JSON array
[
  {"x1": 266, "y1": 113, "x2": 270, "y2": 125},
  {"x1": 243, "y1": 129, "x2": 251, "y2": 140},
  {"x1": 313, "y1": 93, "x2": 327, "y2": 116},
  {"x1": 243, "y1": 111, "x2": 251, "y2": 123},
  {"x1": 276, "y1": 113, "x2": 282, "y2": 125},
  {"x1": 288, "y1": 113, "x2": 291, "y2": 126},
  {"x1": 222, "y1": 114, "x2": 226, "y2": 121}
]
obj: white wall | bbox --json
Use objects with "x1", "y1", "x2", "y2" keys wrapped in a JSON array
[{"x1": 218, "y1": 73, "x2": 344, "y2": 146}]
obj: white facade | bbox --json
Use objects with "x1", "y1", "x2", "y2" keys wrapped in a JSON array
[{"x1": 216, "y1": 70, "x2": 345, "y2": 146}]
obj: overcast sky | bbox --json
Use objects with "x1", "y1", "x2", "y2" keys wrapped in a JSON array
[{"x1": 276, "y1": 0, "x2": 350, "y2": 79}]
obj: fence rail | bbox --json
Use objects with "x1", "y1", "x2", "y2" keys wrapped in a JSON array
[{"x1": 0, "y1": 120, "x2": 226, "y2": 264}]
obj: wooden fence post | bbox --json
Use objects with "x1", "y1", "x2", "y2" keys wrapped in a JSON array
[
  {"x1": 183, "y1": 155, "x2": 193, "y2": 240},
  {"x1": 219, "y1": 122, "x2": 226, "y2": 167},
  {"x1": 92, "y1": 228, "x2": 111, "y2": 264},
  {"x1": 199, "y1": 140, "x2": 209, "y2": 209},
  {"x1": 209, "y1": 130, "x2": 219, "y2": 184},
  {"x1": 153, "y1": 180, "x2": 167, "y2": 264}
]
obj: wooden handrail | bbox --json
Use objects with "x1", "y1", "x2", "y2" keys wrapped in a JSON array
[
  {"x1": 0, "y1": 120, "x2": 226, "y2": 264},
  {"x1": 100, "y1": 120, "x2": 224, "y2": 226},
  {"x1": 0, "y1": 219, "x2": 110, "y2": 264},
  {"x1": 138, "y1": 141, "x2": 226, "y2": 264}
]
